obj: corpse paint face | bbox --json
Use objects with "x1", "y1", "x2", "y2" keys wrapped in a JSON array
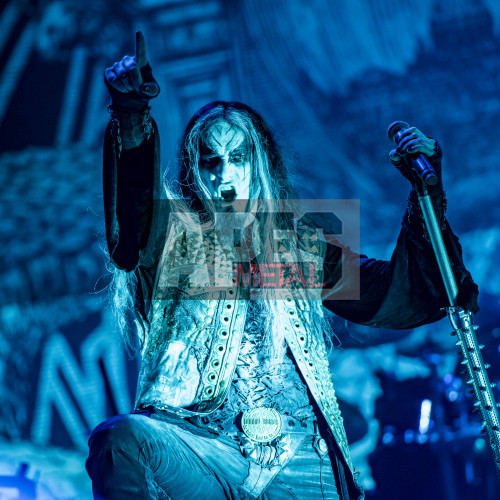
[{"x1": 198, "y1": 121, "x2": 251, "y2": 204}]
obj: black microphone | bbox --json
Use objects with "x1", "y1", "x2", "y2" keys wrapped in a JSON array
[{"x1": 387, "y1": 121, "x2": 438, "y2": 186}]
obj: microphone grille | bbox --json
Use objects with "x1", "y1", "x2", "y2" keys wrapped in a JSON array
[{"x1": 387, "y1": 121, "x2": 410, "y2": 142}]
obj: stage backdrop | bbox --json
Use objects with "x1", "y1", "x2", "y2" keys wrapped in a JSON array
[{"x1": 1, "y1": 1, "x2": 499, "y2": 499}]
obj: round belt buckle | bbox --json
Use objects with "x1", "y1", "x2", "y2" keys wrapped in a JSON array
[{"x1": 241, "y1": 407, "x2": 282, "y2": 443}]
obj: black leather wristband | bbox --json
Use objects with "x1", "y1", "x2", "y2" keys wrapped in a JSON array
[{"x1": 104, "y1": 63, "x2": 160, "y2": 113}]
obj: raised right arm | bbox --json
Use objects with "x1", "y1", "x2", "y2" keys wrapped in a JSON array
[{"x1": 103, "y1": 31, "x2": 162, "y2": 272}]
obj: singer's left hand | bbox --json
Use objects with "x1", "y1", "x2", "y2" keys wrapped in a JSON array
[
  {"x1": 388, "y1": 127, "x2": 437, "y2": 165},
  {"x1": 389, "y1": 126, "x2": 443, "y2": 196}
]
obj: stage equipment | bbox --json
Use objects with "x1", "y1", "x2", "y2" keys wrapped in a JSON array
[{"x1": 388, "y1": 121, "x2": 500, "y2": 476}]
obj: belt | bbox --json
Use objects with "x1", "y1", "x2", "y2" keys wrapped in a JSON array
[
  {"x1": 224, "y1": 408, "x2": 316, "y2": 443},
  {"x1": 281, "y1": 414, "x2": 316, "y2": 434}
]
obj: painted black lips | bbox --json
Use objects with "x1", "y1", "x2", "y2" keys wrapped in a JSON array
[{"x1": 220, "y1": 185, "x2": 236, "y2": 201}]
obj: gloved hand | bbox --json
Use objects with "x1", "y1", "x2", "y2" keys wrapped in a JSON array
[
  {"x1": 390, "y1": 125, "x2": 447, "y2": 238},
  {"x1": 104, "y1": 31, "x2": 160, "y2": 113},
  {"x1": 104, "y1": 31, "x2": 160, "y2": 149},
  {"x1": 389, "y1": 126, "x2": 443, "y2": 197},
  {"x1": 390, "y1": 127, "x2": 479, "y2": 314}
]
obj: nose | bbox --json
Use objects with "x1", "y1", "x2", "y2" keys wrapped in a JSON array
[{"x1": 219, "y1": 157, "x2": 235, "y2": 183}]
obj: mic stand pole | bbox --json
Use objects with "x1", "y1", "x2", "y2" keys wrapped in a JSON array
[{"x1": 418, "y1": 188, "x2": 500, "y2": 477}]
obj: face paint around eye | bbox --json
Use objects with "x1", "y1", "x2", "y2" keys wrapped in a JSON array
[
  {"x1": 228, "y1": 152, "x2": 248, "y2": 165},
  {"x1": 199, "y1": 120, "x2": 252, "y2": 204},
  {"x1": 200, "y1": 156, "x2": 220, "y2": 170}
]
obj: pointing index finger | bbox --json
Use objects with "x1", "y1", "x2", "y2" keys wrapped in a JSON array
[{"x1": 135, "y1": 31, "x2": 147, "y2": 68}]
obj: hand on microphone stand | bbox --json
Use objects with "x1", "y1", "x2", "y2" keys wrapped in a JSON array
[{"x1": 388, "y1": 125, "x2": 443, "y2": 196}]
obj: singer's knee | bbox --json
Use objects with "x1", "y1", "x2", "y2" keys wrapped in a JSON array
[{"x1": 88, "y1": 414, "x2": 149, "y2": 457}]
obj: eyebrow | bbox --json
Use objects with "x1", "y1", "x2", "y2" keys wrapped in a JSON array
[
  {"x1": 200, "y1": 145, "x2": 249, "y2": 158},
  {"x1": 230, "y1": 146, "x2": 248, "y2": 155}
]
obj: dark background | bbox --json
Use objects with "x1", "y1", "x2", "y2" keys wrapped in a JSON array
[{"x1": 1, "y1": 0, "x2": 499, "y2": 498}]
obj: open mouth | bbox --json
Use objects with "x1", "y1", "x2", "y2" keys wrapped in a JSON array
[{"x1": 219, "y1": 185, "x2": 236, "y2": 202}]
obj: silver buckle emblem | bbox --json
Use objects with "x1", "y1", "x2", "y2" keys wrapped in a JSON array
[{"x1": 241, "y1": 407, "x2": 282, "y2": 443}]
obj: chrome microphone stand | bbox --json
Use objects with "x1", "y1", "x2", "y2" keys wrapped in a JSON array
[{"x1": 418, "y1": 188, "x2": 500, "y2": 477}]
